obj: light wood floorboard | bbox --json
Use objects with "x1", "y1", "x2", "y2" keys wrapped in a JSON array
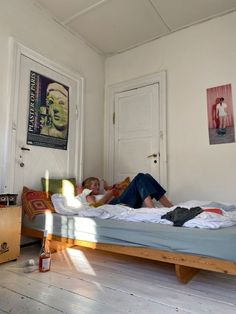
[{"x1": 0, "y1": 244, "x2": 235, "y2": 314}]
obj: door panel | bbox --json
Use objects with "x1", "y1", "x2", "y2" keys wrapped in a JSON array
[
  {"x1": 114, "y1": 84, "x2": 159, "y2": 182},
  {"x1": 13, "y1": 55, "x2": 79, "y2": 195}
]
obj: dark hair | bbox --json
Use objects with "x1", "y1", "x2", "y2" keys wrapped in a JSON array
[
  {"x1": 82, "y1": 177, "x2": 99, "y2": 188},
  {"x1": 220, "y1": 97, "x2": 224, "y2": 101}
]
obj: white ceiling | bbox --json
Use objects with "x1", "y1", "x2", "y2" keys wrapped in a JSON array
[{"x1": 34, "y1": 0, "x2": 236, "y2": 56}]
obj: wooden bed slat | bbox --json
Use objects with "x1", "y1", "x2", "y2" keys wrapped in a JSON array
[{"x1": 21, "y1": 226, "x2": 236, "y2": 283}]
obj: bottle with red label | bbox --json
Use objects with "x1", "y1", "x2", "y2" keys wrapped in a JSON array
[{"x1": 39, "y1": 230, "x2": 51, "y2": 272}]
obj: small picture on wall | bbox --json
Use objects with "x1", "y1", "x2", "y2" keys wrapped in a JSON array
[{"x1": 206, "y1": 83, "x2": 235, "y2": 145}]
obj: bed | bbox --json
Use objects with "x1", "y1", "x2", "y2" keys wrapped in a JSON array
[{"x1": 21, "y1": 199, "x2": 236, "y2": 283}]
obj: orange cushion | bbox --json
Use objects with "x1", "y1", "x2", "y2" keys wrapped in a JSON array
[
  {"x1": 21, "y1": 187, "x2": 55, "y2": 220},
  {"x1": 111, "y1": 177, "x2": 131, "y2": 197},
  {"x1": 115, "y1": 177, "x2": 130, "y2": 190}
]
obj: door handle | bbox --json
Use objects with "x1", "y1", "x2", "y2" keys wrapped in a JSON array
[{"x1": 147, "y1": 153, "x2": 157, "y2": 158}]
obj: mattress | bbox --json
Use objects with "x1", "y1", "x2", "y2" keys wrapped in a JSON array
[{"x1": 22, "y1": 212, "x2": 236, "y2": 263}]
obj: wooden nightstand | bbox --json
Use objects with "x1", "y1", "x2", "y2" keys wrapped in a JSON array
[{"x1": 0, "y1": 206, "x2": 22, "y2": 264}]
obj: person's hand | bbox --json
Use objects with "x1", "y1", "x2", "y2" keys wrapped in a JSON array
[
  {"x1": 105, "y1": 189, "x2": 115, "y2": 198},
  {"x1": 102, "y1": 179, "x2": 112, "y2": 191},
  {"x1": 101, "y1": 189, "x2": 116, "y2": 203},
  {"x1": 111, "y1": 188, "x2": 120, "y2": 197},
  {"x1": 105, "y1": 188, "x2": 121, "y2": 198}
]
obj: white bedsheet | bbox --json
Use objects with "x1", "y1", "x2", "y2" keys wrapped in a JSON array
[{"x1": 51, "y1": 194, "x2": 236, "y2": 229}]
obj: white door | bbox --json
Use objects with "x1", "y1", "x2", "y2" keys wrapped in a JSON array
[
  {"x1": 114, "y1": 84, "x2": 160, "y2": 182},
  {"x1": 13, "y1": 54, "x2": 80, "y2": 196}
]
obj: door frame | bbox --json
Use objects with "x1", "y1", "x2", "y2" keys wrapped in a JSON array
[
  {"x1": 104, "y1": 71, "x2": 167, "y2": 188},
  {"x1": 4, "y1": 38, "x2": 84, "y2": 193}
]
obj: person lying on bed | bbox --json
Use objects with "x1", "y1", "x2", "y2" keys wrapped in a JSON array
[{"x1": 82, "y1": 173, "x2": 173, "y2": 208}]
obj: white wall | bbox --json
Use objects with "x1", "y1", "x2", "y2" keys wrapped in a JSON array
[
  {"x1": 105, "y1": 12, "x2": 236, "y2": 203},
  {"x1": 0, "y1": 0, "x2": 105, "y2": 191}
]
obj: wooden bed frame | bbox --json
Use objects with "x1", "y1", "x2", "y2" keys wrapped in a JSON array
[{"x1": 22, "y1": 226, "x2": 236, "y2": 284}]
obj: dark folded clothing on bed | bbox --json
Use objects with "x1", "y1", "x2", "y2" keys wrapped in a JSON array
[{"x1": 161, "y1": 207, "x2": 203, "y2": 227}]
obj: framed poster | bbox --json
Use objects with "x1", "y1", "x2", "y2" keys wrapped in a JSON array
[
  {"x1": 206, "y1": 84, "x2": 235, "y2": 145},
  {"x1": 27, "y1": 71, "x2": 69, "y2": 150}
]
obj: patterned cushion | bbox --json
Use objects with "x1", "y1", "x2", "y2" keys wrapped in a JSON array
[
  {"x1": 111, "y1": 177, "x2": 131, "y2": 197},
  {"x1": 115, "y1": 177, "x2": 130, "y2": 190},
  {"x1": 22, "y1": 187, "x2": 55, "y2": 220},
  {"x1": 41, "y1": 178, "x2": 76, "y2": 196}
]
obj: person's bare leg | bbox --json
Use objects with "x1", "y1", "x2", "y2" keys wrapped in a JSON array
[
  {"x1": 222, "y1": 116, "x2": 227, "y2": 129},
  {"x1": 219, "y1": 117, "x2": 223, "y2": 129},
  {"x1": 144, "y1": 195, "x2": 155, "y2": 208},
  {"x1": 159, "y1": 195, "x2": 173, "y2": 208}
]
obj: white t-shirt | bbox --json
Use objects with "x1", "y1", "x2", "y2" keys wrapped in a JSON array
[
  {"x1": 216, "y1": 102, "x2": 227, "y2": 117},
  {"x1": 76, "y1": 189, "x2": 104, "y2": 205}
]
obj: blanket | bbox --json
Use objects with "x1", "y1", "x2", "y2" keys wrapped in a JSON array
[{"x1": 51, "y1": 194, "x2": 236, "y2": 229}]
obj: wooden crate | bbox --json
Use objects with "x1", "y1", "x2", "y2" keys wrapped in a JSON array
[{"x1": 0, "y1": 206, "x2": 22, "y2": 264}]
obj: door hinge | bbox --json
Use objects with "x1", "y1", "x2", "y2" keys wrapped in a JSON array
[{"x1": 113, "y1": 112, "x2": 115, "y2": 124}]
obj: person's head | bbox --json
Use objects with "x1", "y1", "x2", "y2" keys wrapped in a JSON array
[
  {"x1": 46, "y1": 82, "x2": 69, "y2": 132},
  {"x1": 82, "y1": 177, "x2": 100, "y2": 195},
  {"x1": 220, "y1": 97, "x2": 224, "y2": 103}
]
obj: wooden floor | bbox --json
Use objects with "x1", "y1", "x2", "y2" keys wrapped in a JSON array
[{"x1": 0, "y1": 244, "x2": 236, "y2": 314}]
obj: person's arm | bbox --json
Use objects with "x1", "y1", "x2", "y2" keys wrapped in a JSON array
[
  {"x1": 216, "y1": 104, "x2": 219, "y2": 119},
  {"x1": 86, "y1": 190, "x2": 115, "y2": 207},
  {"x1": 102, "y1": 179, "x2": 114, "y2": 191},
  {"x1": 103, "y1": 177, "x2": 130, "y2": 196}
]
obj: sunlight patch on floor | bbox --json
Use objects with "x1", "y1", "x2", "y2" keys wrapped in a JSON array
[{"x1": 56, "y1": 248, "x2": 96, "y2": 276}]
